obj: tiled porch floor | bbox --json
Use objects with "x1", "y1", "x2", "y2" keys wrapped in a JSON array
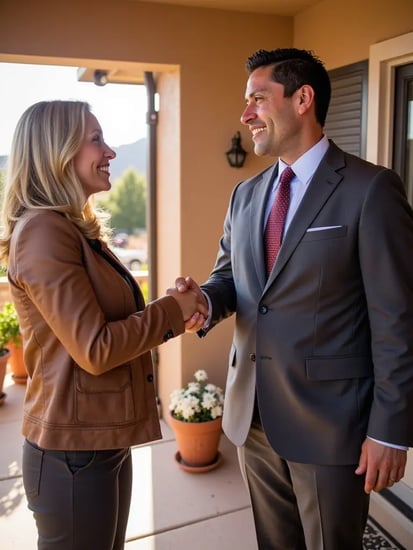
[
  {"x1": 0, "y1": 373, "x2": 257, "y2": 549},
  {"x1": 0, "y1": 372, "x2": 408, "y2": 549}
]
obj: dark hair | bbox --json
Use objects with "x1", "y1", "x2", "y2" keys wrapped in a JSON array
[{"x1": 246, "y1": 48, "x2": 331, "y2": 126}]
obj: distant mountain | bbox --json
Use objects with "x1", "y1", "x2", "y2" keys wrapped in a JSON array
[
  {"x1": 0, "y1": 139, "x2": 147, "y2": 182},
  {"x1": 111, "y1": 139, "x2": 147, "y2": 182}
]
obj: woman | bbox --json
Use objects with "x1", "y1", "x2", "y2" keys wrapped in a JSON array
[{"x1": 0, "y1": 100, "x2": 205, "y2": 550}]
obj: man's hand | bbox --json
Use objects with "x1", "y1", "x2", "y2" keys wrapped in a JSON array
[
  {"x1": 175, "y1": 276, "x2": 203, "y2": 295},
  {"x1": 355, "y1": 438, "x2": 407, "y2": 493},
  {"x1": 166, "y1": 276, "x2": 208, "y2": 331}
]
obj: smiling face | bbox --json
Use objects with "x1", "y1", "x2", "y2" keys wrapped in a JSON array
[
  {"x1": 74, "y1": 112, "x2": 116, "y2": 198},
  {"x1": 240, "y1": 65, "x2": 317, "y2": 164}
]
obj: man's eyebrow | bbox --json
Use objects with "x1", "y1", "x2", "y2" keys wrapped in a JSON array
[{"x1": 245, "y1": 87, "x2": 267, "y2": 99}]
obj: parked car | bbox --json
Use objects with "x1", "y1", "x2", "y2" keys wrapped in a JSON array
[
  {"x1": 112, "y1": 232, "x2": 129, "y2": 248},
  {"x1": 110, "y1": 246, "x2": 147, "y2": 271}
]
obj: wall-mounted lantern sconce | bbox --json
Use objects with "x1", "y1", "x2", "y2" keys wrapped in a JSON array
[
  {"x1": 225, "y1": 131, "x2": 247, "y2": 168},
  {"x1": 94, "y1": 70, "x2": 108, "y2": 87}
]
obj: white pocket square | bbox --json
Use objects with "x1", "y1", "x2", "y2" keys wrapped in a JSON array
[{"x1": 306, "y1": 225, "x2": 343, "y2": 232}]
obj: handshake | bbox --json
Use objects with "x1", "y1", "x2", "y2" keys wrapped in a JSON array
[{"x1": 166, "y1": 276, "x2": 208, "y2": 333}]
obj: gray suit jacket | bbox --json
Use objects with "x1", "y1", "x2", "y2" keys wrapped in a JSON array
[{"x1": 201, "y1": 141, "x2": 413, "y2": 465}]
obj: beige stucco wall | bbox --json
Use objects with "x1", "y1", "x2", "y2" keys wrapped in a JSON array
[
  {"x1": 0, "y1": 0, "x2": 412, "y2": 416},
  {"x1": 294, "y1": 0, "x2": 413, "y2": 68},
  {"x1": 0, "y1": 0, "x2": 290, "y2": 411}
]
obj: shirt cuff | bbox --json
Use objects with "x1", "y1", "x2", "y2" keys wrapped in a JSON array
[
  {"x1": 368, "y1": 436, "x2": 408, "y2": 451},
  {"x1": 201, "y1": 290, "x2": 212, "y2": 330}
]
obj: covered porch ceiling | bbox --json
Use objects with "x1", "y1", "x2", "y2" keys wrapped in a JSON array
[
  {"x1": 133, "y1": 0, "x2": 322, "y2": 16},
  {"x1": 77, "y1": 0, "x2": 321, "y2": 85}
]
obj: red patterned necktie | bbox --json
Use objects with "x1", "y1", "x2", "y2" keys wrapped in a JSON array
[{"x1": 264, "y1": 166, "x2": 295, "y2": 275}]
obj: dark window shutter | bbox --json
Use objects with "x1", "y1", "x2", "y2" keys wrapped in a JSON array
[{"x1": 324, "y1": 61, "x2": 368, "y2": 159}]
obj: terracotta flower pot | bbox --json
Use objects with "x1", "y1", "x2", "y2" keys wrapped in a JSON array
[
  {"x1": 7, "y1": 342, "x2": 27, "y2": 384},
  {"x1": 0, "y1": 349, "x2": 11, "y2": 405},
  {"x1": 169, "y1": 413, "x2": 223, "y2": 473}
]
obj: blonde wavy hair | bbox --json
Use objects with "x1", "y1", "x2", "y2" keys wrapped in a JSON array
[{"x1": 0, "y1": 100, "x2": 111, "y2": 265}]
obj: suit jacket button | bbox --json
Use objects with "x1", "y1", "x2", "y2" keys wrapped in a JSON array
[
  {"x1": 249, "y1": 353, "x2": 256, "y2": 362},
  {"x1": 147, "y1": 374, "x2": 154, "y2": 382},
  {"x1": 259, "y1": 305, "x2": 268, "y2": 314}
]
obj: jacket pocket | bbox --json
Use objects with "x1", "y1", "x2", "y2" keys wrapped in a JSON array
[
  {"x1": 302, "y1": 225, "x2": 347, "y2": 241},
  {"x1": 305, "y1": 355, "x2": 372, "y2": 381},
  {"x1": 75, "y1": 365, "x2": 135, "y2": 424}
]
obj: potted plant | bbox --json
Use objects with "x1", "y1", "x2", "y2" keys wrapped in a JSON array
[
  {"x1": 0, "y1": 303, "x2": 13, "y2": 405},
  {"x1": 168, "y1": 369, "x2": 225, "y2": 473},
  {"x1": 1, "y1": 302, "x2": 27, "y2": 384}
]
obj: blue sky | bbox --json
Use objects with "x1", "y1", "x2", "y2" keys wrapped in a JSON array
[{"x1": 0, "y1": 63, "x2": 148, "y2": 156}]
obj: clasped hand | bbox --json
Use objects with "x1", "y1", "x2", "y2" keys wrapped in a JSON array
[{"x1": 166, "y1": 276, "x2": 208, "y2": 331}]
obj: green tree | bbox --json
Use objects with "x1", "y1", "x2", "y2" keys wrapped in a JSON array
[{"x1": 99, "y1": 168, "x2": 146, "y2": 232}]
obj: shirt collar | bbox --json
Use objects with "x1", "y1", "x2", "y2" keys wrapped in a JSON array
[{"x1": 277, "y1": 135, "x2": 329, "y2": 188}]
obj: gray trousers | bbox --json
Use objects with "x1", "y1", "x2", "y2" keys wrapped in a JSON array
[
  {"x1": 241, "y1": 423, "x2": 369, "y2": 550},
  {"x1": 22, "y1": 439, "x2": 132, "y2": 550}
]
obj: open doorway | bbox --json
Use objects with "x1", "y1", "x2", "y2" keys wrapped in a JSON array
[
  {"x1": 393, "y1": 62, "x2": 413, "y2": 205},
  {"x1": 0, "y1": 61, "x2": 150, "y2": 282}
]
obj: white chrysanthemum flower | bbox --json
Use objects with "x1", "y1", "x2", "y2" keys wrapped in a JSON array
[
  {"x1": 194, "y1": 369, "x2": 208, "y2": 382},
  {"x1": 169, "y1": 389, "x2": 184, "y2": 411},
  {"x1": 201, "y1": 392, "x2": 216, "y2": 410},
  {"x1": 179, "y1": 395, "x2": 201, "y2": 420},
  {"x1": 169, "y1": 370, "x2": 224, "y2": 422},
  {"x1": 170, "y1": 388, "x2": 184, "y2": 400},
  {"x1": 210, "y1": 405, "x2": 223, "y2": 419},
  {"x1": 186, "y1": 382, "x2": 200, "y2": 394}
]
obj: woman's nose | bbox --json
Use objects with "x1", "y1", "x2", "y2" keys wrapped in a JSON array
[{"x1": 106, "y1": 145, "x2": 116, "y2": 159}]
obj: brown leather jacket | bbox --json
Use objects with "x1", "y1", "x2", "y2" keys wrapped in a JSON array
[{"x1": 7, "y1": 210, "x2": 184, "y2": 450}]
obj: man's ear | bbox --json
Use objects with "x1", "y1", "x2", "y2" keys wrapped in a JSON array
[{"x1": 296, "y1": 84, "x2": 315, "y2": 115}]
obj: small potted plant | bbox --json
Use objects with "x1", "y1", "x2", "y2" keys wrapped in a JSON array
[
  {"x1": 1, "y1": 302, "x2": 27, "y2": 384},
  {"x1": 168, "y1": 369, "x2": 225, "y2": 473},
  {"x1": 0, "y1": 303, "x2": 13, "y2": 405}
]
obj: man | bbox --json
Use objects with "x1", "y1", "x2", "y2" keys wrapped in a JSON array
[{"x1": 172, "y1": 48, "x2": 413, "y2": 549}]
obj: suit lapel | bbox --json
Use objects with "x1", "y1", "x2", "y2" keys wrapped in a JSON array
[
  {"x1": 250, "y1": 164, "x2": 278, "y2": 290},
  {"x1": 265, "y1": 142, "x2": 345, "y2": 288}
]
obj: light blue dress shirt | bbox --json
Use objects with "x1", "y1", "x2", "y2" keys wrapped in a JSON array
[{"x1": 264, "y1": 134, "x2": 329, "y2": 234}]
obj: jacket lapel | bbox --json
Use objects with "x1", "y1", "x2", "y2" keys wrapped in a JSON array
[
  {"x1": 264, "y1": 142, "x2": 345, "y2": 288},
  {"x1": 250, "y1": 164, "x2": 278, "y2": 290}
]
